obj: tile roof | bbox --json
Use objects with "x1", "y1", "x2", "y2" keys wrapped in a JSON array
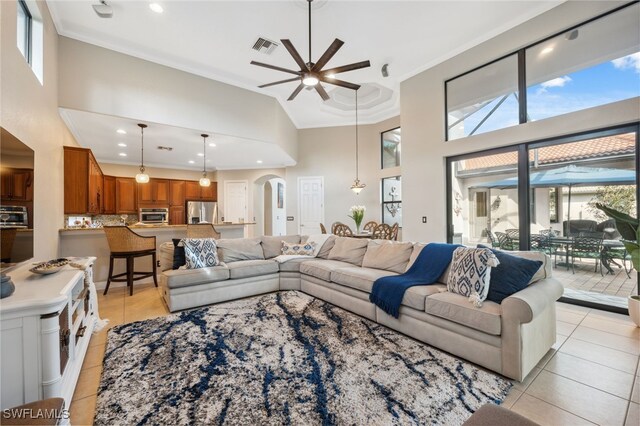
[{"x1": 461, "y1": 133, "x2": 636, "y2": 171}]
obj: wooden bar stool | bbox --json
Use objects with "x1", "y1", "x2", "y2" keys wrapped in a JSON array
[
  {"x1": 186, "y1": 223, "x2": 221, "y2": 239},
  {"x1": 103, "y1": 226, "x2": 157, "y2": 296}
]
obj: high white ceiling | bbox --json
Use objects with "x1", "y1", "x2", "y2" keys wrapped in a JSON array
[{"x1": 48, "y1": 0, "x2": 563, "y2": 129}]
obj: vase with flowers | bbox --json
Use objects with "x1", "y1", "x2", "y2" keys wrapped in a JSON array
[{"x1": 349, "y1": 205, "x2": 366, "y2": 234}]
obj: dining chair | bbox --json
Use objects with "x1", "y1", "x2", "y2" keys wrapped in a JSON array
[
  {"x1": 333, "y1": 223, "x2": 353, "y2": 237},
  {"x1": 363, "y1": 221, "x2": 378, "y2": 233},
  {"x1": 319, "y1": 223, "x2": 327, "y2": 234},
  {"x1": 331, "y1": 222, "x2": 344, "y2": 234},
  {"x1": 390, "y1": 223, "x2": 399, "y2": 241},
  {"x1": 372, "y1": 223, "x2": 393, "y2": 240},
  {"x1": 103, "y1": 226, "x2": 157, "y2": 296}
]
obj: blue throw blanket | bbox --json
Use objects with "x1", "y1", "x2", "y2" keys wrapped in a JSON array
[{"x1": 369, "y1": 243, "x2": 461, "y2": 318}]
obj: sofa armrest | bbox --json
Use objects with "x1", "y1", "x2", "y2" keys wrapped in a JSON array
[{"x1": 501, "y1": 278, "x2": 564, "y2": 324}]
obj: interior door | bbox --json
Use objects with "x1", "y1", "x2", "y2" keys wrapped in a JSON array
[
  {"x1": 224, "y1": 180, "x2": 248, "y2": 223},
  {"x1": 298, "y1": 177, "x2": 324, "y2": 235}
]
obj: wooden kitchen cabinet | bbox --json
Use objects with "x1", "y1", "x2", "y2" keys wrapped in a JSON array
[
  {"x1": 64, "y1": 147, "x2": 103, "y2": 214},
  {"x1": 169, "y1": 206, "x2": 185, "y2": 225},
  {"x1": 138, "y1": 179, "x2": 170, "y2": 205},
  {"x1": 170, "y1": 180, "x2": 185, "y2": 206},
  {"x1": 185, "y1": 180, "x2": 217, "y2": 201},
  {"x1": 1, "y1": 168, "x2": 33, "y2": 201},
  {"x1": 103, "y1": 176, "x2": 116, "y2": 214},
  {"x1": 115, "y1": 177, "x2": 137, "y2": 214}
]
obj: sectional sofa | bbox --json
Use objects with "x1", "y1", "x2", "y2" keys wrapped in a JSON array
[{"x1": 159, "y1": 235, "x2": 564, "y2": 381}]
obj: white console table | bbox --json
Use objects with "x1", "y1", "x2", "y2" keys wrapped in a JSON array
[{"x1": 0, "y1": 257, "x2": 98, "y2": 410}]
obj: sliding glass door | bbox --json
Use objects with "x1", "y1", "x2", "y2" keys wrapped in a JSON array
[{"x1": 447, "y1": 124, "x2": 639, "y2": 312}]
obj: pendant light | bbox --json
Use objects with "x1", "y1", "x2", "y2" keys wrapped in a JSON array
[
  {"x1": 135, "y1": 123, "x2": 149, "y2": 183},
  {"x1": 350, "y1": 89, "x2": 365, "y2": 194},
  {"x1": 199, "y1": 134, "x2": 211, "y2": 187}
]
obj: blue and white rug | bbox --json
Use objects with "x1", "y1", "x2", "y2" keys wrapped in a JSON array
[{"x1": 95, "y1": 291, "x2": 512, "y2": 425}]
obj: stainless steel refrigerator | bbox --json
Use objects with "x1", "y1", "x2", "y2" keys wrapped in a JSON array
[{"x1": 186, "y1": 201, "x2": 218, "y2": 224}]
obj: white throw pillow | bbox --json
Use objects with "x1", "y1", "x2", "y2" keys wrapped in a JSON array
[
  {"x1": 281, "y1": 241, "x2": 316, "y2": 256},
  {"x1": 182, "y1": 238, "x2": 220, "y2": 269},
  {"x1": 447, "y1": 247, "x2": 499, "y2": 307}
]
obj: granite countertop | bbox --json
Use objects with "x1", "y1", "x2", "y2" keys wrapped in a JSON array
[{"x1": 59, "y1": 223, "x2": 255, "y2": 232}]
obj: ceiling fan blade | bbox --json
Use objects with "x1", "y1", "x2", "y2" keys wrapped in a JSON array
[
  {"x1": 258, "y1": 77, "x2": 301, "y2": 88},
  {"x1": 281, "y1": 39, "x2": 309, "y2": 71},
  {"x1": 321, "y1": 60, "x2": 371, "y2": 76},
  {"x1": 320, "y1": 77, "x2": 360, "y2": 91},
  {"x1": 287, "y1": 83, "x2": 305, "y2": 101},
  {"x1": 312, "y1": 39, "x2": 344, "y2": 72},
  {"x1": 314, "y1": 84, "x2": 330, "y2": 101},
  {"x1": 250, "y1": 60, "x2": 301, "y2": 76}
]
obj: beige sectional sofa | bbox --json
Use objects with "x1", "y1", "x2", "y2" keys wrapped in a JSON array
[{"x1": 159, "y1": 235, "x2": 563, "y2": 381}]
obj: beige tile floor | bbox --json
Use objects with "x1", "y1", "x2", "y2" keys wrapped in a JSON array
[{"x1": 69, "y1": 283, "x2": 640, "y2": 426}]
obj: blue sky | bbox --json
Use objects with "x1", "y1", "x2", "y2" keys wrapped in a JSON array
[{"x1": 460, "y1": 52, "x2": 640, "y2": 137}]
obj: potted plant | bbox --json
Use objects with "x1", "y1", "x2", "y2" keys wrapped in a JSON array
[
  {"x1": 348, "y1": 205, "x2": 366, "y2": 234},
  {"x1": 596, "y1": 203, "x2": 639, "y2": 327}
]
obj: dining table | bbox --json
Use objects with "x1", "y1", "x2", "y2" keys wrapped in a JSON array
[{"x1": 550, "y1": 236, "x2": 627, "y2": 274}]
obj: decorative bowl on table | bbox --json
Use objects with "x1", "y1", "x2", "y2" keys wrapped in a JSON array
[{"x1": 29, "y1": 258, "x2": 70, "y2": 275}]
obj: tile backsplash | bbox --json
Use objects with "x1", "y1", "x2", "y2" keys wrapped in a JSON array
[{"x1": 64, "y1": 214, "x2": 138, "y2": 228}]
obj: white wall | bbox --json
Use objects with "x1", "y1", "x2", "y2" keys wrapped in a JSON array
[
  {"x1": 57, "y1": 37, "x2": 298, "y2": 162},
  {"x1": 268, "y1": 178, "x2": 286, "y2": 236},
  {"x1": 285, "y1": 116, "x2": 401, "y2": 235},
  {"x1": 1, "y1": 0, "x2": 79, "y2": 259},
  {"x1": 400, "y1": 0, "x2": 639, "y2": 243}
]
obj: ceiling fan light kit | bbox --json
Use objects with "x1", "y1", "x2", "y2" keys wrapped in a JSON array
[
  {"x1": 135, "y1": 123, "x2": 150, "y2": 184},
  {"x1": 251, "y1": 0, "x2": 371, "y2": 101}
]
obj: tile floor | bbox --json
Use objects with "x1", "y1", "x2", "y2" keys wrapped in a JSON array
[{"x1": 69, "y1": 283, "x2": 640, "y2": 426}]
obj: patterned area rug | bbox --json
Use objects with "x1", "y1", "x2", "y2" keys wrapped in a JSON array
[{"x1": 95, "y1": 291, "x2": 512, "y2": 425}]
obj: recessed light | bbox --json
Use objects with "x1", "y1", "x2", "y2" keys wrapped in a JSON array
[
  {"x1": 149, "y1": 3, "x2": 163, "y2": 13},
  {"x1": 116, "y1": 129, "x2": 126, "y2": 134},
  {"x1": 118, "y1": 143, "x2": 127, "y2": 147},
  {"x1": 118, "y1": 153, "x2": 127, "y2": 157},
  {"x1": 541, "y1": 46, "x2": 554, "y2": 55},
  {"x1": 256, "y1": 160, "x2": 263, "y2": 164},
  {"x1": 197, "y1": 153, "x2": 204, "y2": 157},
  {"x1": 209, "y1": 143, "x2": 216, "y2": 147},
  {"x1": 188, "y1": 160, "x2": 195, "y2": 164}
]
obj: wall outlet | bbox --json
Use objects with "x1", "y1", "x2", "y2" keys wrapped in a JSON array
[{"x1": 422, "y1": 216, "x2": 427, "y2": 223}]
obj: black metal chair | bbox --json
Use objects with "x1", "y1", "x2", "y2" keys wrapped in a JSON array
[
  {"x1": 484, "y1": 228, "x2": 500, "y2": 248},
  {"x1": 569, "y1": 231, "x2": 605, "y2": 274},
  {"x1": 495, "y1": 232, "x2": 515, "y2": 250}
]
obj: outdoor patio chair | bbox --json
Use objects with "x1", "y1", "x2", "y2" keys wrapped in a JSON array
[
  {"x1": 569, "y1": 231, "x2": 605, "y2": 274},
  {"x1": 600, "y1": 245, "x2": 632, "y2": 278},
  {"x1": 495, "y1": 232, "x2": 515, "y2": 250},
  {"x1": 484, "y1": 228, "x2": 500, "y2": 248},
  {"x1": 563, "y1": 220, "x2": 597, "y2": 237},
  {"x1": 596, "y1": 219, "x2": 621, "y2": 240},
  {"x1": 530, "y1": 234, "x2": 554, "y2": 255}
]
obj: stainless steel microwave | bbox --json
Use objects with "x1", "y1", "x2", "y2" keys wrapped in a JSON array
[
  {"x1": 139, "y1": 208, "x2": 169, "y2": 224},
  {"x1": 0, "y1": 206, "x2": 28, "y2": 227}
]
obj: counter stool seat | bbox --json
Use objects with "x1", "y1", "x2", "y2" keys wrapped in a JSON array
[{"x1": 103, "y1": 226, "x2": 157, "y2": 296}]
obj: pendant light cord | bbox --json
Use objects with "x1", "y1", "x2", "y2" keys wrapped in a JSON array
[
  {"x1": 308, "y1": 0, "x2": 312, "y2": 66},
  {"x1": 140, "y1": 125, "x2": 145, "y2": 171},
  {"x1": 203, "y1": 136, "x2": 207, "y2": 175},
  {"x1": 355, "y1": 89, "x2": 359, "y2": 180}
]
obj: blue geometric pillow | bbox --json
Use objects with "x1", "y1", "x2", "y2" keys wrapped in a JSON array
[
  {"x1": 181, "y1": 238, "x2": 219, "y2": 269},
  {"x1": 477, "y1": 244, "x2": 543, "y2": 304},
  {"x1": 281, "y1": 241, "x2": 316, "y2": 256},
  {"x1": 447, "y1": 247, "x2": 500, "y2": 307}
]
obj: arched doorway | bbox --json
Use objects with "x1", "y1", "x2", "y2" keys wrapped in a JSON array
[{"x1": 253, "y1": 174, "x2": 286, "y2": 236}]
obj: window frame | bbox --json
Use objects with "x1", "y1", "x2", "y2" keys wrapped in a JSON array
[
  {"x1": 444, "y1": 1, "x2": 637, "y2": 141},
  {"x1": 380, "y1": 126, "x2": 401, "y2": 170},
  {"x1": 17, "y1": 0, "x2": 32, "y2": 65},
  {"x1": 381, "y1": 175, "x2": 402, "y2": 227}
]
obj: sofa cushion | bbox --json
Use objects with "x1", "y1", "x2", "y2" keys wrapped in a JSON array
[
  {"x1": 425, "y1": 292, "x2": 502, "y2": 335},
  {"x1": 162, "y1": 264, "x2": 230, "y2": 289},
  {"x1": 159, "y1": 242, "x2": 174, "y2": 272},
  {"x1": 362, "y1": 240, "x2": 413, "y2": 273},
  {"x1": 303, "y1": 235, "x2": 336, "y2": 259},
  {"x1": 261, "y1": 235, "x2": 301, "y2": 259},
  {"x1": 404, "y1": 285, "x2": 447, "y2": 311},
  {"x1": 406, "y1": 243, "x2": 451, "y2": 284},
  {"x1": 227, "y1": 259, "x2": 279, "y2": 280},
  {"x1": 330, "y1": 266, "x2": 397, "y2": 293},
  {"x1": 217, "y1": 237, "x2": 264, "y2": 263},
  {"x1": 278, "y1": 258, "x2": 311, "y2": 273},
  {"x1": 299, "y1": 259, "x2": 354, "y2": 282},
  {"x1": 327, "y1": 237, "x2": 369, "y2": 266}
]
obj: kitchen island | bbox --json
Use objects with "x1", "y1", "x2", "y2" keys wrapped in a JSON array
[{"x1": 59, "y1": 223, "x2": 254, "y2": 284}]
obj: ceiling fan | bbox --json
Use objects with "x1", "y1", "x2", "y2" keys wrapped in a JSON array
[{"x1": 251, "y1": 0, "x2": 371, "y2": 101}]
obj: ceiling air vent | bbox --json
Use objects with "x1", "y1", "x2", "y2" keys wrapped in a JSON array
[
  {"x1": 252, "y1": 37, "x2": 279, "y2": 55},
  {"x1": 157, "y1": 146, "x2": 173, "y2": 151}
]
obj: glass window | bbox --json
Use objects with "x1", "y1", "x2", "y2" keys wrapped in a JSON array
[
  {"x1": 449, "y1": 150, "x2": 519, "y2": 246},
  {"x1": 381, "y1": 176, "x2": 402, "y2": 226},
  {"x1": 526, "y1": 3, "x2": 640, "y2": 121},
  {"x1": 17, "y1": 0, "x2": 31, "y2": 64},
  {"x1": 446, "y1": 54, "x2": 519, "y2": 140},
  {"x1": 381, "y1": 128, "x2": 401, "y2": 169}
]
